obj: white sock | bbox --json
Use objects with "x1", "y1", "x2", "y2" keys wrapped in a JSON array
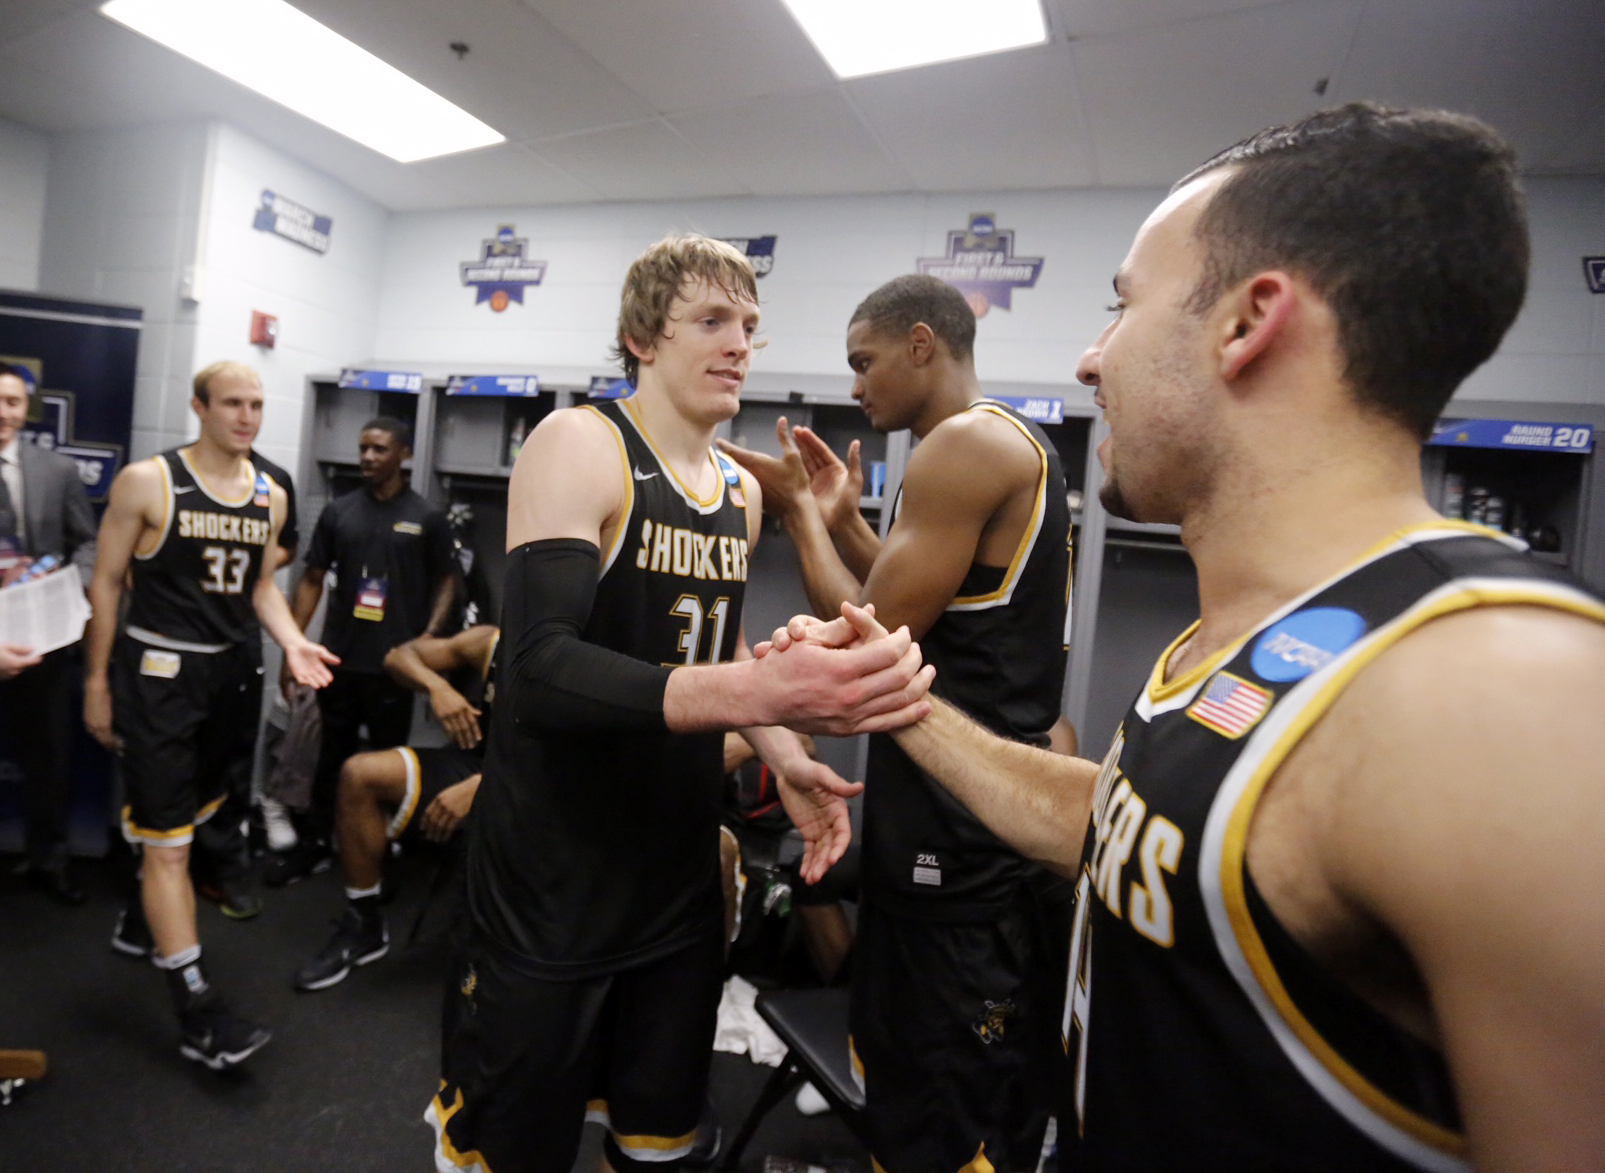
[{"x1": 346, "y1": 883, "x2": 382, "y2": 902}]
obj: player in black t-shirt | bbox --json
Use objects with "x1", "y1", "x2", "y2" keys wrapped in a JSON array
[
  {"x1": 428, "y1": 234, "x2": 934, "y2": 1173},
  {"x1": 273, "y1": 417, "x2": 456, "y2": 884},
  {"x1": 294, "y1": 623, "x2": 499, "y2": 991},
  {"x1": 83, "y1": 360, "x2": 337, "y2": 1070},
  {"x1": 722, "y1": 275, "x2": 1072, "y2": 1173}
]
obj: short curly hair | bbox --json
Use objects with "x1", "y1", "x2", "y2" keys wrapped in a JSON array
[
  {"x1": 612, "y1": 234, "x2": 757, "y2": 384},
  {"x1": 848, "y1": 274, "x2": 976, "y2": 362}
]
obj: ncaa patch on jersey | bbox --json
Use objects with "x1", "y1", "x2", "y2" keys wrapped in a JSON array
[
  {"x1": 1188, "y1": 672, "x2": 1272, "y2": 739},
  {"x1": 1250, "y1": 606, "x2": 1366, "y2": 683}
]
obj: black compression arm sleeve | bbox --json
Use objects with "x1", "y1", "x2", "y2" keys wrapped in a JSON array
[{"x1": 504, "y1": 538, "x2": 672, "y2": 734}]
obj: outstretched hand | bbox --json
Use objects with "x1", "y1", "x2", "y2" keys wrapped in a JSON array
[
  {"x1": 285, "y1": 639, "x2": 340, "y2": 690},
  {"x1": 754, "y1": 600, "x2": 889, "y2": 658},
  {"x1": 776, "y1": 758, "x2": 864, "y2": 885},
  {"x1": 792, "y1": 424, "x2": 864, "y2": 530},
  {"x1": 716, "y1": 416, "x2": 812, "y2": 519}
]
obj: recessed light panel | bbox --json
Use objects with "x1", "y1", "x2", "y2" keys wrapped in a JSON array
[
  {"x1": 779, "y1": 0, "x2": 1048, "y2": 79},
  {"x1": 100, "y1": 0, "x2": 504, "y2": 163}
]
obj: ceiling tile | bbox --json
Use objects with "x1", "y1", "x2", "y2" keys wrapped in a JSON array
[
  {"x1": 1051, "y1": 0, "x2": 1287, "y2": 39},
  {"x1": 294, "y1": 0, "x2": 653, "y2": 141},
  {"x1": 326, "y1": 142, "x2": 601, "y2": 211},
  {"x1": 847, "y1": 42, "x2": 1094, "y2": 190},
  {"x1": 522, "y1": 0, "x2": 836, "y2": 112},
  {"x1": 1072, "y1": 0, "x2": 1366, "y2": 185},
  {"x1": 669, "y1": 87, "x2": 910, "y2": 197},
  {"x1": 1335, "y1": 0, "x2": 1605, "y2": 171},
  {"x1": 0, "y1": 0, "x2": 93, "y2": 48},
  {"x1": 529, "y1": 120, "x2": 753, "y2": 201}
]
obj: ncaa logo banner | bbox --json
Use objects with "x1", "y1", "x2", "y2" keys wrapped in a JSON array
[
  {"x1": 461, "y1": 225, "x2": 548, "y2": 313},
  {"x1": 918, "y1": 214, "x2": 1044, "y2": 319},
  {"x1": 719, "y1": 236, "x2": 777, "y2": 277}
]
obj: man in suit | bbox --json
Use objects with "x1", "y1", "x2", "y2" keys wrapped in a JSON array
[{"x1": 0, "y1": 362, "x2": 98, "y2": 905}]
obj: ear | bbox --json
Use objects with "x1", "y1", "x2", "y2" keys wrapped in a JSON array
[
  {"x1": 907, "y1": 322, "x2": 937, "y2": 366},
  {"x1": 624, "y1": 333, "x2": 655, "y2": 367},
  {"x1": 1217, "y1": 271, "x2": 1296, "y2": 382},
  {"x1": 190, "y1": 396, "x2": 206, "y2": 417}
]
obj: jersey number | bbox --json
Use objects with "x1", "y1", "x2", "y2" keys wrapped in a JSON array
[
  {"x1": 669, "y1": 595, "x2": 731, "y2": 665},
  {"x1": 200, "y1": 546, "x2": 250, "y2": 595}
]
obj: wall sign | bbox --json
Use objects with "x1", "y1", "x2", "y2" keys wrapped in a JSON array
[
  {"x1": 991, "y1": 394, "x2": 1063, "y2": 424},
  {"x1": 252, "y1": 190, "x2": 332, "y2": 254},
  {"x1": 720, "y1": 236, "x2": 777, "y2": 277},
  {"x1": 461, "y1": 225, "x2": 547, "y2": 312},
  {"x1": 338, "y1": 368, "x2": 422, "y2": 393},
  {"x1": 917, "y1": 214, "x2": 1044, "y2": 319},
  {"x1": 588, "y1": 376, "x2": 632, "y2": 399},
  {"x1": 1427, "y1": 418, "x2": 1594, "y2": 453},
  {"x1": 446, "y1": 374, "x2": 541, "y2": 397},
  {"x1": 1585, "y1": 257, "x2": 1605, "y2": 294}
]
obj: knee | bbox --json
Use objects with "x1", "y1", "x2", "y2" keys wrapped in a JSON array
[{"x1": 144, "y1": 842, "x2": 191, "y2": 873}]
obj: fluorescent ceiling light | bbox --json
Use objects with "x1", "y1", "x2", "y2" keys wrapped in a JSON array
[
  {"x1": 100, "y1": 0, "x2": 504, "y2": 162},
  {"x1": 779, "y1": 0, "x2": 1047, "y2": 79}
]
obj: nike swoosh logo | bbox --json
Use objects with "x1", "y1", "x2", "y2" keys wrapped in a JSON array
[
  {"x1": 633, "y1": 467, "x2": 659, "y2": 481},
  {"x1": 173, "y1": 485, "x2": 196, "y2": 494}
]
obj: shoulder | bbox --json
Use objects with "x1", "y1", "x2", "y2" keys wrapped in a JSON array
[
  {"x1": 1313, "y1": 603, "x2": 1605, "y2": 887},
  {"x1": 112, "y1": 454, "x2": 167, "y2": 493},
  {"x1": 21, "y1": 443, "x2": 76, "y2": 477},
  {"x1": 914, "y1": 404, "x2": 1041, "y2": 474},
  {"x1": 517, "y1": 407, "x2": 626, "y2": 484}
]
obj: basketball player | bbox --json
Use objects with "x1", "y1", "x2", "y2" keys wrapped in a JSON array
[
  {"x1": 428, "y1": 234, "x2": 932, "y2": 1173},
  {"x1": 295, "y1": 623, "x2": 499, "y2": 991},
  {"x1": 764, "y1": 104, "x2": 1605, "y2": 1170},
  {"x1": 84, "y1": 364, "x2": 337, "y2": 1069},
  {"x1": 721, "y1": 274, "x2": 1072, "y2": 1173}
]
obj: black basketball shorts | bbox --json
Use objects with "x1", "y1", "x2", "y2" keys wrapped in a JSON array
[
  {"x1": 428, "y1": 930, "x2": 724, "y2": 1173},
  {"x1": 388, "y1": 746, "x2": 481, "y2": 842},
  {"x1": 114, "y1": 634, "x2": 261, "y2": 847},
  {"x1": 849, "y1": 890, "x2": 1071, "y2": 1173}
]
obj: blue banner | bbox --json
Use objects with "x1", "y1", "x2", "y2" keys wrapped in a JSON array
[
  {"x1": 339, "y1": 368, "x2": 422, "y2": 393},
  {"x1": 1427, "y1": 418, "x2": 1593, "y2": 453},
  {"x1": 588, "y1": 376, "x2": 632, "y2": 399},
  {"x1": 1585, "y1": 257, "x2": 1605, "y2": 294},
  {"x1": 253, "y1": 189, "x2": 332, "y2": 254},
  {"x1": 992, "y1": 394, "x2": 1063, "y2": 425},
  {"x1": 446, "y1": 374, "x2": 541, "y2": 397},
  {"x1": 461, "y1": 225, "x2": 547, "y2": 312},
  {"x1": 720, "y1": 235, "x2": 777, "y2": 278},
  {"x1": 918, "y1": 214, "x2": 1044, "y2": 319}
]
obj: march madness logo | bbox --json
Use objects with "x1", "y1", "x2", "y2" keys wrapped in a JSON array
[
  {"x1": 719, "y1": 236, "x2": 777, "y2": 277},
  {"x1": 461, "y1": 226, "x2": 548, "y2": 312},
  {"x1": 917, "y1": 214, "x2": 1043, "y2": 318}
]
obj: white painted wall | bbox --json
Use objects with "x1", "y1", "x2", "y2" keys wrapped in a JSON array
[
  {"x1": 1461, "y1": 177, "x2": 1605, "y2": 406},
  {"x1": 0, "y1": 117, "x2": 49, "y2": 293},
  {"x1": 373, "y1": 177, "x2": 1605, "y2": 407},
  {"x1": 192, "y1": 123, "x2": 388, "y2": 476},
  {"x1": 38, "y1": 122, "x2": 210, "y2": 460},
  {"x1": 372, "y1": 189, "x2": 1150, "y2": 394}
]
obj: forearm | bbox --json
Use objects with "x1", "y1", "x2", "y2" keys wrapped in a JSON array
[
  {"x1": 782, "y1": 495, "x2": 866, "y2": 622},
  {"x1": 830, "y1": 509, "x2": 882, "y2": 583},
  {"x1": 254, "y1": 577, "x2": 313, "y2": 653},
  {"x1": 738, "y1": 722, "x2": 813, "y2": 778},
  {"x1": 289, "y1": 572, "x2": 322, "y2": 632},
  {"x1": 84, "y1": 576, "x2": 122, "y2": 684},
  {"x1": 426, "y1": 574, "x2": 456, "y2": 635},
  {"x1": 894, "y1": 697, "x2": 1097, "y2": 876},
  {"x1": 385, "y1": 642, "x2": 453, "y2": 697}
]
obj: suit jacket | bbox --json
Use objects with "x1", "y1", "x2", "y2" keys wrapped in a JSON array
[{"x1": 15, "y1": 440, "x2": 97, "y2": 578}]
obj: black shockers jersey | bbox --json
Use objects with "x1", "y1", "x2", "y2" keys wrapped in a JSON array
[
  {"x1": 126, "y1": 448, "x2": 276, "y2": 648},
  {"x1": 1061, "y1": 523, "x2": 1605, "y2": 1173},
  {"x1": 468, "y1": 398, "x2": 749, "y2": 977},
  {"x1": 864, "y1": 399, "x2": 1071, "y2": 917}
]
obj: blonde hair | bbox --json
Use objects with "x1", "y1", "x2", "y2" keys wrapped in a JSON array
[
  {"x1": 192, "y1": 360, "x2": 261, "y2": 405},
  {"x1": 612, "y1": 234, "x2": 757, "y2": 384}
]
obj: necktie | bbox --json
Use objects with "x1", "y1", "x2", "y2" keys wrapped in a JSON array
[{"x1": 0, "y1": 458, "x2": 16, "y2": 543}]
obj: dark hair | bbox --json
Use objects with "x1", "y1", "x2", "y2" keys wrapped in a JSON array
[
  {"x1": 1178, "y1": 102, "x2": 1529, "y2": 438},
  {"x1": 849, "y1": 274, "x2": 976, "y2": 362},
  {"x1": 0, "y1": 362, "x2": 31, "y2": 393},
  {"x1": 362, "y1": 417, "x2": 412, "y2": 450}
]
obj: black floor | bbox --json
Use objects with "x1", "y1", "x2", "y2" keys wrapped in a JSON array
[{"x1": 0, "y1": 852, "x2": 866, "y2": 1172}]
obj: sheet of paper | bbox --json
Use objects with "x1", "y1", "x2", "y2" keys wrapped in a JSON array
[{"x1": 0, "y1": 564, "x2": 90, "y2": 656}]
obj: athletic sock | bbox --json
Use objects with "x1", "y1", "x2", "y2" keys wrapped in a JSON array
[
  {"x1": 155, "y1": 946, "x2": 211, "y2": 1017},
  {"x1": 345, "y1": 887, "x2": 383, "y2": 924}
]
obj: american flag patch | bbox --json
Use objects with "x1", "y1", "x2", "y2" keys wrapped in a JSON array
[
  {"x1": 1187, "y1": 672, "x2": 1273, "y2": 739},
  {"x1": 254, "y1": 494, "x2": 270, "y2": 507}
]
